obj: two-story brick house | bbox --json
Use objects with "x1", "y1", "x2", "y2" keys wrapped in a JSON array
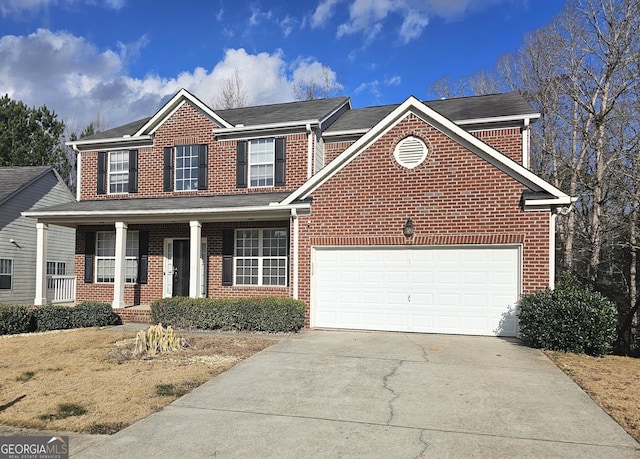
[{"x1": 25, "y1": 89, "x2": 572, "y2": 336}]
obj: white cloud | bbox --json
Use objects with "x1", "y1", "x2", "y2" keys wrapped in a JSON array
[
  {"x1": 330, "y1": 0, "x2": 518, "y2": 44},
  {"x1": 311, "y1": 0, "x2": 342, "y2": 28},
  {"x1": 0, "y1": 0, "x2": 125, "y2": 16},
  {"x1": 0, "y1": 29, "x2": 340, "y2": 130}
]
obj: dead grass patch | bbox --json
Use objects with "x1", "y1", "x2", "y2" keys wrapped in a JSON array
[
  {"x1": 0, "y1": 328, "x2": 276, "y2": 434},
  {"x1": 546, "y1": 351, "x2": 640, "y2": 442}
]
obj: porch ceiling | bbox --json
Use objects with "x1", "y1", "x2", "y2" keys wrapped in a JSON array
[{"x1": 23, "y1": 192, "x2": 309, "y2": 227}]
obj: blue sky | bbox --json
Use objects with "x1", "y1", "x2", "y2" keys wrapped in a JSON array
[{"x1": 0, "y1": 0, "x2": 566, "y2": 131}]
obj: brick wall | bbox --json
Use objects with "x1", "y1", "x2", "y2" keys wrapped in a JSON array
[
  {"x1": 296, "y1": 114, "x2": 549, "y2": 316},
  {"x1": 80, "y1": 103, "x2": 310, "y2": 201},
  {"x1": 75, "y1": 220, "x2": 292, "y2": 306}
]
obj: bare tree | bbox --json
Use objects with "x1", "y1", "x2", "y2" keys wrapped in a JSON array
[
  {"x1": 213, "y1": 70, "x2": 248, "y2": 109},
  {"x1": 293, "y1": 66, "x2": 342, "y2": 101}
]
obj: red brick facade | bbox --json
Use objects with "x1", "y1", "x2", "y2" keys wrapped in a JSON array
[{"x1": 70, "y1": 95, "x2": 554, "y2": 332}]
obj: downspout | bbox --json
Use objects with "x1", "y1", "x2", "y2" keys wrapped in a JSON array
[
  {"x1": 306, "y1": 123, "x2": 313, "y2": 179},
  {"x1": 522, "y1": 118, "x2": 530, "y2": 169},
  {"x1": 74, "y1": 145, "x2": 82, "y2": 201},
  {"x1": 549, "y1": 212, "x2": 557, "y2": 289},
  {"x1": 291, "y1": 208, "x2": 299, "y2": 299}
]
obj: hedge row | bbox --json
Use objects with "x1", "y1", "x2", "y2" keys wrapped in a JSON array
[
  {"x1": 0, "y1": 301, "x2": 121, "y2": 335},
  {"x1": 150, "y1": 296, "x2": 306, "y2": 332}
]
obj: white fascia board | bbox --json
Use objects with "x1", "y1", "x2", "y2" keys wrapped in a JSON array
[
  {"x1": 23, "y1": 201, "x2": 311, "y2": 220},
  {"x1": 66, "y1": 135, "x2": 153, "y2": 150},
  {"x1": 214, "y1": 120, "x2": 319, "y2": 136},
  {"x1": 281, "y1": 96, "x2": 569, "y2": 206},
  {"x1": 455, "y1": 113, "x2": 540, "y2": 126},
  {"x1": 133, "y1": 88, "x2": 232, "y2": 136},
  {"x1": 323, "y1": 128, "x2": 368, "y2": 138}
]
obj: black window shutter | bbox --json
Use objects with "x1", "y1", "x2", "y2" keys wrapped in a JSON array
[
  {"x1": 163, "y1": 147, "x2": 173, "y2": 192},
  {"x1": 198, "y1": 144, "x2": 208, "y2": 190},
  {"x1": 138, "y1": 231, "x2": 149, "y2": 284},
  {"x1": 236, "y1": 141, "x2": 247, "y2": 188},
  {"x1": 84, "y1": 231, "x2": 95, "y2": 283},
  {"x1": 275, "y1": 138, "x2": 286, "y2": 187},
  {"x1": 222, "y1": 229, "x2": 234, "y2": 286},
  {"x1": 128, "y1": 150, "x2": 138, "y2": 193},
  {"x1": 97, "y1": 152, "x2": 107, "y2": 195}
]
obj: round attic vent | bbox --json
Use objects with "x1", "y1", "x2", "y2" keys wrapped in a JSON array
[{"x1": 394, "y1": 136, "x2": 427, "y2": 169}]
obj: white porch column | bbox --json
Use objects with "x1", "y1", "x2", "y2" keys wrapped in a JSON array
[
  {"x1": 113, "y1": 222, "x2": 127, "y2": 309},
  {"x1": 549, "y1": 212, "x2": 557, "y2": 290},
  {"x1": 291, "y1": 209, "x2": 299, "y2": 299},
  {"x1": 189, "y1": 220, "x2": 202, "y2": 298},
  {"x1": 34, "y1": 222, "x2": 49, "y2": 306}
]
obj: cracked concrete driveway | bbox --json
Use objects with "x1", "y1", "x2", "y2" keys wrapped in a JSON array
[{"x1": 73, "y1": 330, "x2": 640, "y2": 458}]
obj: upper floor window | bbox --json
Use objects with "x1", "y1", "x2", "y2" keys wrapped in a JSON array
[
  {"x1": 236, "y1": 138, "x2": 285, "y2": 189},
  {"x1": 249, "y1": 139, "x2": 275, "y2": 187},
  {"x1": 163, "y1": 144, "x2": 208, "y2": 192},
  {"x1": 0, "y1": 258, "x2": 12, "y2": 289},
  {"x1": 109, "y1": 150, "x2": 129, "y2": 194},
  {"x1": 97, "y1": 150, "x2": 138, "y2": 195}
]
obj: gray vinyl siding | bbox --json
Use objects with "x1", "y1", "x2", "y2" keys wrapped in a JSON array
[{"x1": 0, "y1": 172, "x2": 75, "y2": 305}]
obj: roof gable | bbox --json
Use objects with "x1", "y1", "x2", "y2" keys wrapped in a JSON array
[
  {"x1": 0, "y1": 166, "x2": 69, "y2": 207},
  {"x1": 282, "y1": 96, "x2": 570, "y2": 207}
]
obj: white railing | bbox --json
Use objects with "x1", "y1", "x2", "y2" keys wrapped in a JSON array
[{"x1": 47, "y1": 275, "x2": 76, "y2": 303}]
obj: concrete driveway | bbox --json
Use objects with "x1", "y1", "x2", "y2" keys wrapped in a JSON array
[{"x1": 73, "y1": 330, "x2": 640, "y2": 458}]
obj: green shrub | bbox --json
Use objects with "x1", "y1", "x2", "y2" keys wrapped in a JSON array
[
  {"x1": 72, "y1": 301, "x2": 121, "y2": 328},
  {"x1": 32, "y1": 305, "x2": 73, "y2": 331},
  {"x1": 150, "y1": 296, "x2": 305, "y2": 332},
  {"x1": 0, "y1": 304, "x2": 33, "y2": 335},
  {"x1": 518, "y1": 272, "x2": 617, "y2": 356}
]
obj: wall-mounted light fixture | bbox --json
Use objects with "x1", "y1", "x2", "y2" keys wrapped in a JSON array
[
  {"x1": 10, "y1": 239, "x2": 22, "y2": 249},
  {"x1": 403, "y1": 218, "x2": 414, "y2": 238}
]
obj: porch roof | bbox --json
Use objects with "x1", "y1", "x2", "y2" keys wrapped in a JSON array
[{"x1": 23, "y1": 192, "x2": 308, "y2": 226}]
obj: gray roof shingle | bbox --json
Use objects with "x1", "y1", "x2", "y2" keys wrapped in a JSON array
[
  {"x1": 29, "y1": 192, "x2": 294, "y2": 214},
  {"x1": 0, "y1": 166, "x2": 52, "y2": 206},
  {"x1": 325, "y1": 92, "x2": 537, "y2": 133}
]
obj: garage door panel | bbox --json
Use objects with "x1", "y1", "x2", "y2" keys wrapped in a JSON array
[{"x1": 313, "y1": 246, "x2": 520, "y2": 336}]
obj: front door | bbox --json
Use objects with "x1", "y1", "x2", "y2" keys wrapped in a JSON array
[{"x1": 172, "y1": 239, "x2": 190, "y2": 297}]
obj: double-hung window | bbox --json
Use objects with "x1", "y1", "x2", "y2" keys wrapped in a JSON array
[
  {"x1": 235, "y1": 229, "x2": 287, "y2": 286},
  {"x1": 95, "y1": 231, "x2": 139, "y2": 283},
  {"x1": 236, "y1": 138, "x2": 285, "y2": 189},
  {"x1": 163, "y1": 144, "x2": 208, "y2": 192},
  {"x1": 108, "y1": 151, "x2": 129, "y2": 194},
  {"x1": 97, "y1": 150, "x2": 137, "y2": 195},
  {"x1": 249, "y1": 139, "x2": 275, "y2": 187},
  {"x1": 0, "y1": 258, "x2": 12, "y2": 289}
]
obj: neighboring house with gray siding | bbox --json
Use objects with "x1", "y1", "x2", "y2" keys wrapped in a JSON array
[{"x1": 0, "y1": 166, "x2": 76, "y2": 304}]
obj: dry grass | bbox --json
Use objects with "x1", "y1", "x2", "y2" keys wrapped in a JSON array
[
  {"x1": 546, "y1": 351, "x2": 640, "y2": 443},
  {"x1": 0, "y1": 328, "x2": 275, "y2": 434}
]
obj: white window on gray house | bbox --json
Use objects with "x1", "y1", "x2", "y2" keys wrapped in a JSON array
[
  {"x1": 249, "y1": 139, "x2": 275, "y2": 187},
  {"x1": 95, "y1": 231, "x2": 139, "y2": 283},
  {"x1": 0, "y1": 258, "x2": 12, "y2": 289},
  {"x1": 46, "y1": 261, "x2": 67, "y2": 276},
  {"x1": 175, "y1": 145, "x2": 199, "y2": 191},
  {"x1": 108, "y1": 150, "x2": 129, "y2": 194},
  {"x1": 235, "y1": 229, "x2": 287, "y2": 286}
]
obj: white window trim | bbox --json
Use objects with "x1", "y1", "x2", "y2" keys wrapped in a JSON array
[
  {"x1": 0, "y1": 258, "x2": 13, "y2": 290},
  {"x1": 46, "y1": 261, "x2": 67, "y2": 276},
  {"x1": 95, "y1": 231, "x2": 139, "y2": 284},
  {"x1": 248, "y1": 139, "x2": 275, "y2": 188},
  {"x1": 234, "y1": 228, "x2": 287, "y2": 286},
  {"x1": 108, "y1": 150, "x2": 129, "y2": 195},
  {"x1": 174, "y1": 145, "x2": 199, "y2": 192}
]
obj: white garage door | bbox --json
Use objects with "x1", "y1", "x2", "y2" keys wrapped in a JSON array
[{"x1": 312, "y1": 246, "x2": 520, "y2": 336}]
